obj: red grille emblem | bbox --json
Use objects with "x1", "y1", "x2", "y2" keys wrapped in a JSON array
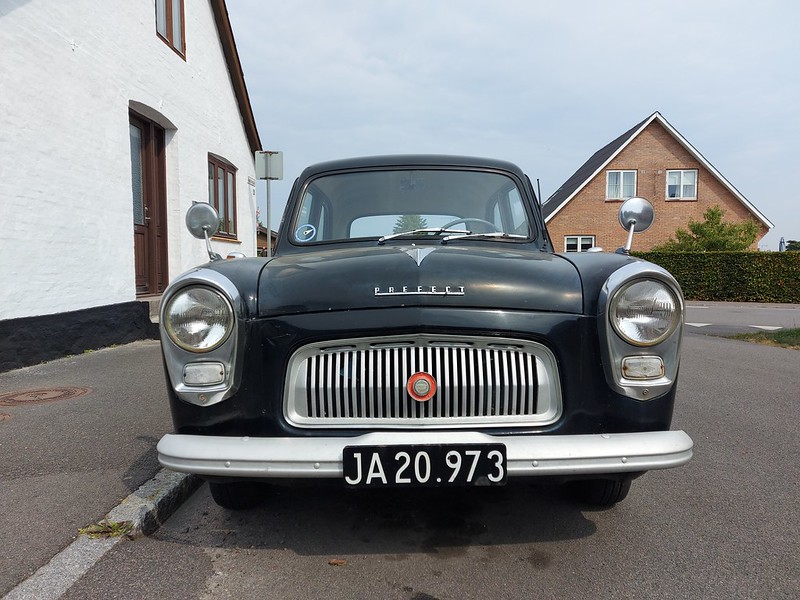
[{"x1": 407, "y1": 372, "x2": 436, "y2": 402}]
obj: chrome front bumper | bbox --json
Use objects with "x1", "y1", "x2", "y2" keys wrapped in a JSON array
[{"x1": 157, "y1": 430, "x2": 693, "y2": 479}]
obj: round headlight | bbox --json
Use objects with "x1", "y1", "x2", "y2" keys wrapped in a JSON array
[
  {"x1": 163, "y1": 286, "x2": 234, "y2": 352},
  {"x1": 610, "y1": 279, "x2": 680, "y2": 346}
]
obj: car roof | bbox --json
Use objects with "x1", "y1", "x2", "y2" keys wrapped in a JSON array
[{"x1": 298, "y1": 154, "x2": 527, "y2": 179}]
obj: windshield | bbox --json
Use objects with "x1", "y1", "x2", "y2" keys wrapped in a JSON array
[{"x1": 291, "y1": 168, "x2": 533, "y2": 244}]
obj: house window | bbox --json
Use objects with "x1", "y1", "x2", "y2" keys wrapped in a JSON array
[
  {"x1": 208, "y1": 155, "x2": 237, "y2": 238},
  {"x1": 565, "y1": 235, "x2": 595, "y2": 252},
  {"x1": 156, "y1": 0, "x2": 185, "y2": 56},
  {"x1": 667, "y1": 169, "x2": 697, "y2": 200},
  {"x1": 606, "y1": 170, "x2": 636, "y2": 200}
]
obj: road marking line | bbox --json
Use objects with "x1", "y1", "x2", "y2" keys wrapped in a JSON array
[
  {"x1": 749, "y1": 325, "x2": 783, "y2": 331},
  {"x1": 685, "y1": 323, "x2": 712, "y2": 328}
]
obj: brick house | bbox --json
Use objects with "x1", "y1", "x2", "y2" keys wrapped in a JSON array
[{"x1": 542, "y1": 112, "x2": 773, "y2": 252}]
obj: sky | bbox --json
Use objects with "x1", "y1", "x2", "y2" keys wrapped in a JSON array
[{"x1": 226, "y1": 0, "x2": 800, "y2": 250}]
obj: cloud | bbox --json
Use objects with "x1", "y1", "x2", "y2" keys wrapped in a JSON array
[{"x1": 229, "y1": 0, "x2": 800, "y2": 248}]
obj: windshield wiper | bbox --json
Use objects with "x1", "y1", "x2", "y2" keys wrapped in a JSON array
[
  {"x1": 441, "y1": 232, "x2": 528, "y2": 244},
  {"x1": 378, "y1": 228, "x2": 470, "y2": 244}
]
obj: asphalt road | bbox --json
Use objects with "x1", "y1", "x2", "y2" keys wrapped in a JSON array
[
  {"x1": 685, "y1": 301, "x2": 800, "y2": 335},
  {"x1": 39, "y1": 332, "x2": 800, "y2": 600},
  {"x1": 0, "y1": 341, "x2": 173, "y2": 597}
]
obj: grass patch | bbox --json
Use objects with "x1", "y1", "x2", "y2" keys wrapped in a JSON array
[
  {"x1": 79, "y1": 519, "x2": 133, "y2": 539},
  {"x1": 729, "y1": 328, "x2": 800, "y2": 350}
]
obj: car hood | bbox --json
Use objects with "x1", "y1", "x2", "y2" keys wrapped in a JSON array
[{"x1": 257, "y1": 245, "x2": 583, "y2": 316}]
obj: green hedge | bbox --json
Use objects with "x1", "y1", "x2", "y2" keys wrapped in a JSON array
[{"x1": 631, "y1": 251, "x2": 800, "y2": 303}]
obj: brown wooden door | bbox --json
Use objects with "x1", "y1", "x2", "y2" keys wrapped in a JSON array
[{"x1": 130, "y1": 113, "x2": 168, "y2": 295}]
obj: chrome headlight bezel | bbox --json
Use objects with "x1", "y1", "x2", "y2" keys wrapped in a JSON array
[
  {"x1": 163, "y1": 285, "x2": 235, "y2": 353},
  {"x1": 159, "y1": 269, "x2": 245, "y2": 407},
  {"x1": 609, "y1": 279, "x2": 681, "y2": 347},
  {"x1": 598, "y1": 262, "x2": 684, "y2": 401}
]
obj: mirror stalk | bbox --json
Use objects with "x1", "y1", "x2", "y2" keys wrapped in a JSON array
[
  {"x1": 203, "y1": 227, "x2": 223, "y2": 262},
  {"x1": 616, "y1": 221, "x2": 637, "y2": 255}
]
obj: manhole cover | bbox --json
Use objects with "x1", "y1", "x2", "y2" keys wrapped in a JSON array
[{"x1": 0, "y1": 387, "x2": 93, "y2": 406}]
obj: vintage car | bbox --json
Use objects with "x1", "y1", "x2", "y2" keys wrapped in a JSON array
[{"x1": 157, "y1": 155, "x2": 693, "y2": 509}]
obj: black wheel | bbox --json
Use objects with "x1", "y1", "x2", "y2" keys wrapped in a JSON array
[
  {"x1": 208, "y1": 481, "x2": 266, "y2": 510},
  {"x1": 570, "y1": 478, "x2": 632, "y2": 507}
]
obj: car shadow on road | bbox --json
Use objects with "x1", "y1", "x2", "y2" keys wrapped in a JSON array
[
  {"x1": 155, "y1": 481, "x2": 599, "y2": 558},
  {"x1": 121, "y1": 436, "x2": 163, "y2": 493}
]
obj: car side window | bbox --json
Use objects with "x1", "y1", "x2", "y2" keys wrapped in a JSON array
[
  {"x1": 294, "y1": 191, "x2": 328, "y2": 242},
  {"x1": 507, "y1": 188, "x2": 528, "y2": 233},
  {"x1": 490, "y1": 187, "x2": 530, "y2": 236}
]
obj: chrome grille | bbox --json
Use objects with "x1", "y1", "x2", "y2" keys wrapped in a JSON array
[{"x1": 284, "y1": 335, "x2": 562, "y2": 428}]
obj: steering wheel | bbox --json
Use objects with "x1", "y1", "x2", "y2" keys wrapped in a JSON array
[{"x1": 440, "y1": 217, "x2": 501, "y2": 232}]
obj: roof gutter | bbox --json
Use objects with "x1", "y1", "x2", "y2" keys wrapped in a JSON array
[{"x1": 209, "y1": 0, "x2": 262, "y2": 155}]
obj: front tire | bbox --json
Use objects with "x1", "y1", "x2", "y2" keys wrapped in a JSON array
[
  {"x1": 208, "y1": 481, "x2": 266, "y2": 510},
  {"x1": 570, "y1": 478, "x2": 632, "y2": 506}
]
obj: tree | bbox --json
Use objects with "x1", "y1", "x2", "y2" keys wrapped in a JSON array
[
  {"x1": 785, "y1": 240, "x2": 800, "y2": 251},
  {"x1": 650, "y1": 205, "x2": 760, "y2": 252},
  {"x1": 393, "y1": 214, "x2": 428, "y2": 233}
]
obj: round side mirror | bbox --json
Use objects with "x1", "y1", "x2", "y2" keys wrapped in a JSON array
[
  {"x1": 186, "y1": 202, "x2": 220, "y2": 239},
  {"x1": 618, "y1": 197, "x2": 654, "y2": 233}
]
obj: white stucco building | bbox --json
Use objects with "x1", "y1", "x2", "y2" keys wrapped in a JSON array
[{"x1": 0, "y1": 0, "x2": 262, "y2": 370}]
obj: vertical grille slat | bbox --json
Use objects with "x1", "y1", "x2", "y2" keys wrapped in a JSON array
[
  {"x1": 491, "y1": 350, "x2": 505, "y2": 416},
  {"x1": 343, "y1": 352, "x2": 351, "y2": 418},
  {"x1": 527, "y1": 352, "x2": 538, "y2": 415},
  {"x1": 307, "y1": 355, "x2": 316, "y2": 417},
  {"x1": 368, "y1": 349, "x2": 376, "y2": 418},
  {"x1": 376, "y1": 349, "x2": 385, "y2": 419},
  {"x1": 501, "y1": 350, "x2": 510, "y2": 416},
  {"x1": 391, "y1": 348, "x2": 404, "y2": 420},
  {"x1": 325, "y1": 353, "x2": 333, "y2": 418},
  {"x1": 358, "y1": 350, "x2": 366, "y2": 418},
  {"x1": 290, "y1": 336, "x2": 558, "y2": 427},
  {"x1": 467, "y1": 348, "x2": 476, "y2": 417},
  {"x1": 477, "y1": 349, "x2": 486, "y2": 417}
]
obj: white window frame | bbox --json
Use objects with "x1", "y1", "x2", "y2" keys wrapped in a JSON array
[
  {"x1": 564, "y1": 235, "x2": 596, "y2": 252},
  {"x1": 606, "y1": 170, "x2": 637, "y2": 200},
  {"x1": 666, "y1": 169, "x2": 698, "y2": 200}
]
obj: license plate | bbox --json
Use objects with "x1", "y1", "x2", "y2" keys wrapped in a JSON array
[{"x1": 342, "y1": 444, "x2": 507, "y2": 487}]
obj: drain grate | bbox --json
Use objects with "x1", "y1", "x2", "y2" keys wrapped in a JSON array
[{"x1": 0, "y1": 387, "x2": 93, "y2": 406}]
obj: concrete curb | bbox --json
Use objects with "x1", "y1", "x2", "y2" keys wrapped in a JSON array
[
  {"x1": 106, "y1": 469, "x2": 200, "y2": 538},
  {"x1": 3, "y1": 470, "x2": 199, "y2": 600}
]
